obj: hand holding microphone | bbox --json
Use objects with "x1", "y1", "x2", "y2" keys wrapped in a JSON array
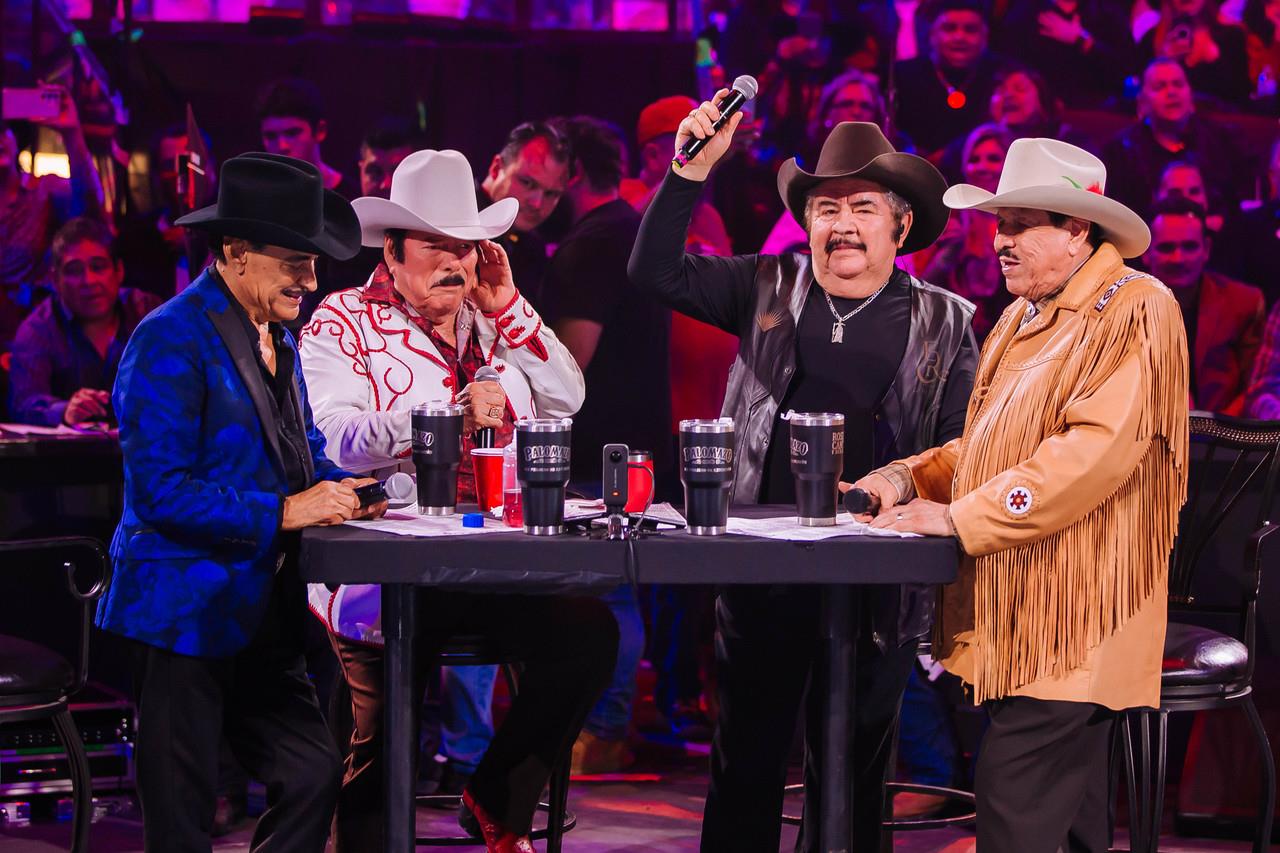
[
  {"x1": 841, "y1": 472, "x2": 900, "y2": 521},
  {"x1": 672, "y1": 75, "x2": 758, "y2": 182},
  {"x1": 460, "y1": 365, "x2": 505, "y2": 448}
]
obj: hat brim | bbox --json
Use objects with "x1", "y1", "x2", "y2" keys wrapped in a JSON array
[
  {"x1": 943, "y1": 183, "x2": 1152, "y2": 258},
  {"x1": 776, "y1": 151, "x2": 950, "y2": 255},
  {"x1": 351, "y1": 196, "x2": 519, "y2": 247},
  {"x1": 175, "y1": 188, "x2": 362, "y2": 260}
]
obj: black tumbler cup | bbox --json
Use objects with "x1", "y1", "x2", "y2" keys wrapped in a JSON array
[
  {"x1": 789, "y1": 412, "x2": 845, "y2": 526},
  {"x1": 411, "y1": 402, "x2": 464, "y2": 516},
  {"x1": 678, "y1": 418, "x2": 735, "y2": 536},
  {"x1": 515, "y1": 417, "x2": 573, "y2": 536}
]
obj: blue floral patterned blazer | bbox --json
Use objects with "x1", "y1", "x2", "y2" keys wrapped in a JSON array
[{"x1": 96, "y1": 268, "x2": 351, "y2": 657}]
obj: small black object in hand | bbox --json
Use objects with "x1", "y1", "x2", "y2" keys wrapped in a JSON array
[{"x1": 354, "y1": 481, "x2": 388, "y2": 508}]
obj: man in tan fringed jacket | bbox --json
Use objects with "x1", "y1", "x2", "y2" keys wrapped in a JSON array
[{"x1": 850, "y1": 138, "x2": 1190, "y2": 853}]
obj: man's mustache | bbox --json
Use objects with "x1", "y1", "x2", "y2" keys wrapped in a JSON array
[
  {"x1": 825, "y1": 239, "x2": 867, "y2": 254},
  {"x1": 434, "y1": 274, "x2": 467, "y2": 288}
]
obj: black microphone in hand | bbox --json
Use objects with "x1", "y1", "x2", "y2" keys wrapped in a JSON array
[
  {"x1": 673, "y1": 75, "x2": 759, "y2": 169},
  {"x1": 843, "y1": 488, "x2": 881, "y2": 516},
  {"x1": 472, "y1": 365, "x2": 502, "y2": 449}
]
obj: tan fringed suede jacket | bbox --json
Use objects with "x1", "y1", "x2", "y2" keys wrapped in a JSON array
[{"x1": 892, "y1": 243, "x2": 1190, "y2": 710}]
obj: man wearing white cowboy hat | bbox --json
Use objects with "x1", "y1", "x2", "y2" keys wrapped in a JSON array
[
  {"x1": 298, "y1": 149, "x2": 618, "y2": 853},
  {"x1": 630, "y1": 99, "x2": 979, "y2": 850},
  {"x1": 852, "y1": 138, "x2": 1190, "y2": 851}
]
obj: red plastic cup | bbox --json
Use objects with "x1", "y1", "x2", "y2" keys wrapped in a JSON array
[
  {"x1": 472, "y1": 448, "x2": 504, "y2": 512},
  {"x1": 625, "y1": 450, "x2": 654, "y2": 513}
]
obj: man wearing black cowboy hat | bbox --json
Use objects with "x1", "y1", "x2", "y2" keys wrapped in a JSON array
[
  {"x1": 98, "y1": 152, "x2": 387, "y2": 851},
  {"x1": 629, "y1": 101, "x2": 978, "y2": 850}
]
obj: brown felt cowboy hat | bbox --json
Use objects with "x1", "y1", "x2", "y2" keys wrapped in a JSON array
[{"x1": 776, "y1": 122, "x2": 949, "y2": 255}]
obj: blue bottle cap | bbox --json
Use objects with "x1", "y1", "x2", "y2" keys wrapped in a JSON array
[{"x1": 462, "y1": 513, "x2": 485, "y2": 528}]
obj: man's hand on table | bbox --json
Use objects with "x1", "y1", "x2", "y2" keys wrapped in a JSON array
[
  {"x1": 282, "y1": 477, "x2": 387, "y2": 530},
  {"x1": 63, "y1": 388, "x2": 111, "y2": 426},
  {"x1": 868, "y1": 498, "x2": 954, "y2": 537},
  {"x1": 841, "y1": 473, "x2": 899, "y2": 523}
]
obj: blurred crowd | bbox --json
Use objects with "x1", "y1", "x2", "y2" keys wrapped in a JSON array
[{"x1": 7, "y1": 0, "x2": 1280, "y2": 819}]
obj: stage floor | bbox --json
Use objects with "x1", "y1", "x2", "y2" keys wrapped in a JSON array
[{"x1": 0, "y1": 753, "x2": 1267, "y2": 852}]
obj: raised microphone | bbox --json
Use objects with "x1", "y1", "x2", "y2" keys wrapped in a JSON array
[
  {"x1": 673, "y1": 75, "x2": 758, "y2": 169},
  {"x1": 473, "y1": 365, "x2": 502, "y2": 449}
]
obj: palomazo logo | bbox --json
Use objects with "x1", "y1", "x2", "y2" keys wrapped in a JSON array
[
  {"x1": 412, "y1": 429, "x2": 436, "y2": 449},
  {"x1": 790, "y1": 438, "x2": 809, "y2": 457},
  {"x1": 524, "y1": 445, "x2": 571, "y2": 464},
  {"x1": 683, "y1": 446, "x2": 733, "y2": 464}
]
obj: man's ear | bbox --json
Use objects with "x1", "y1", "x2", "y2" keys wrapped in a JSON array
[
  {"x1": 383, "y1": 233, "x2": 398, "y2": 270},
  {"x1": 897, "y1": 210, "x2": 914, "y2": 248},
  {"x1": 487, "y1": 155, "x2": 505, "y2": 182},
  {"x1": 314, "y1": 119, "x2": 328, "y2": 145}
]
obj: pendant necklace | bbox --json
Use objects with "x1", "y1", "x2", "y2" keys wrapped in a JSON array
[{"x1": 823, "y1": 278, "x2": 891, "y2": 344}]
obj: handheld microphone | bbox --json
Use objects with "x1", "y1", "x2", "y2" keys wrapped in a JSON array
[
  {"x1": 472, "y1": 365, "x2": 502, "y2": 449},
  {"x1": 673, "y1": 75, "x2": 758, "y2": 169},
  {"x1": 355, "y1": 472, "x2": 416, "y2": 507},
  {"x1": 843, "y1": 487, "x2": 881, "y2": 516}
]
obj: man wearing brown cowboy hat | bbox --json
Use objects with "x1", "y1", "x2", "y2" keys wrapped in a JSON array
[
  {"x1": 629, "y1": 97, "x2": 978, "y2": 850},
  {"x1": 851, "y1": 138, "x2": 1190, "y2": 851},
  {"x1": 99, "y1": 152, "x2": 387, "y2": 851}
]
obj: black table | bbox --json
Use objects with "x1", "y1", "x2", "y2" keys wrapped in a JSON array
[
  {"x1": 301, "y1": 505, "x2": 959, "y2": 853},
  {"x1": 0, "y1": 429, "x2": 121, "y2": 488}
]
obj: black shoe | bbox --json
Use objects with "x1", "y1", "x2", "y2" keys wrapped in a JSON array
[
  {"x1": 669, "y1": 700, "x2": 714, "y2": 743},
  {"x1": 427, "y1": 762, "x2": 473, "y2": 810},
  {"x1": 211, "y1": 794, "x2": 248, "y2": 837}
]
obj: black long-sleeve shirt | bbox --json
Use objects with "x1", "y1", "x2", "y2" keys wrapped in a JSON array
[{"x1": 628, "y1": 170, "x2": 975, "y2": 487}]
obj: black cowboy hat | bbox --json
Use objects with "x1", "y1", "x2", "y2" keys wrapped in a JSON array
[
  {"x1": 776, "y1": 122, "x2": 950, "y2": 255},
  {"x1": 175, "y1": 152, "x2": 361, "y2": 260}
]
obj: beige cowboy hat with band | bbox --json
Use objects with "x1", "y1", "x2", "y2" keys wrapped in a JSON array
[
  {"x1": 943, "y1": 137, "x2": 1151, "y2": 258},
  {"x1": 776, "y1": 121, "x2": 950, "y2": 255},
  {"x1": 351, "y1": 149, "x2": 518, "y2": 246}
]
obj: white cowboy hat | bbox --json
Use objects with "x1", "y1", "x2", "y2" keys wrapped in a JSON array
[
  {"x1": 943, "y1": 138, "x2": 1151, "y2": 258},
  {"x1": 351, "y1": 149, "x2": 518, "y2": 247}
]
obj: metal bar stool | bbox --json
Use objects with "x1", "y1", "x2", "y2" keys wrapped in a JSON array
[
  {"x1": 0, "y1": 537, "x2": 111, "y2": 853},
  {"x1": 330, "y1": 635, "x2": 577, "y2": 851},
  {"x1": 1120, "y1": 413, "x2": 1279, "y2": 853}
]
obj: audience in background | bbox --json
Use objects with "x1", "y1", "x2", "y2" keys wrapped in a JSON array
[
  {"x1": 1144, "y1": 197, "x2": 1263, "y2": 414},
  {"x1": 1154, "y1": 159, "x2": 1242, "y2": 267},
  {"x1": 1246, "y1": 298, "x2": 1280, "y2": 417},
  {"x1": 894, "y1": 0, "x2": 1008, "y2": 156},
  {"x1": 0, "y1": 88, "x2": 103, "y2": 351},
  {"x1": 478, "y1": 121, "x2": 572, "y2": 307},
  {"x1": 995, "y1": 0, "x2": 1132, "y2": 104},
  {"x1": 1102, "y1": 58, "x2": 1246, "y2": 221},
  {"x1": 1244, "y1": 0, "x2": 1280, "y2": 95},
  {"x1": 1137, "y1": 0, "x2": 1252, "y2": 104},
  {"x1": 116, "y1": 123, "x2": 214, "y2": 299},
  {"x1": 255, "y1": 78, "x2": 353, "y2": 197},
  {"x1": 1228, "y1": 135, "x2": 1280, "y2": 306},
  {"x1": 10, "y1": 217, "x2": 161, "y2": 426},
  {"x1": 913, "y1": 123, "x2": 1012, "y2": 342},
  {"x1": 541, "y1": 115, "x2": 657, "y2": 773},
  {"x1": 308, "y1": 115, "x2": 425, "y2": 319}
]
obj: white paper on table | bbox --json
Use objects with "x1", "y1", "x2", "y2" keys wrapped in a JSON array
[
  {"x1": 345, "y1": 508, "x2": 514, "y2": 538},
  {"x1": 725, "y1": 513, "x2": 921, "y2": 541},
  {"x1": 0, "y1": 422, "x2": 82, "y2": 436}
]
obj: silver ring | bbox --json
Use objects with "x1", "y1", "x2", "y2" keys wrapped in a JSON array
[{"x1": 896, "y1": 513, "x2": 904, "y2": 521}]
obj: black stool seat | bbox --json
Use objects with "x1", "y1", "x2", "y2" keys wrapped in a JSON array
[
  {"x1": 1161, "y1": 622, "x2": 1249, "y2": 688},
  {"x1": 0, "y1": 634, "x2": 75, "y2": 700}
]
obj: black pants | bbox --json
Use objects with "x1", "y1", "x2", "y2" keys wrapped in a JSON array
[
  {"x1": 131, "y1": 572, "x2": 342, "y2": 853},
  {"x1": 976, "y1": 697, "x2": 1115, "y2": 853},
  {"x1": 330, "y1": 590, "x2": 619, "y2": 853},
  {"x1": 701, "y1": 586, "x2": 917, "y2": 853}
]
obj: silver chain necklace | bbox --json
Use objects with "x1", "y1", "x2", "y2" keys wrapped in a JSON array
[{"x1": 822, "y1": 278, "x2": 892, "y2": 344}]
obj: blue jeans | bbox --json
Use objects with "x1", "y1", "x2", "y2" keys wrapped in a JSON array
[
  {"x1": 897, "y1": 664, "x2": 958, "y2": 786},
  {"x1": 583, "y1": 584, "x2": 645, "y2": 741},
  {"x1": 439, "y1": 665, "x2": 497, "y2": 773}
]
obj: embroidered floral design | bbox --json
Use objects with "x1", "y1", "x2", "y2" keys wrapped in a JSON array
[
  {"x1": 1005, "y1": 486, "x2": 1033, "y2": 515},
  {"x1": 757, "y1": 309, "x2": 786, "y2": 333}
]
